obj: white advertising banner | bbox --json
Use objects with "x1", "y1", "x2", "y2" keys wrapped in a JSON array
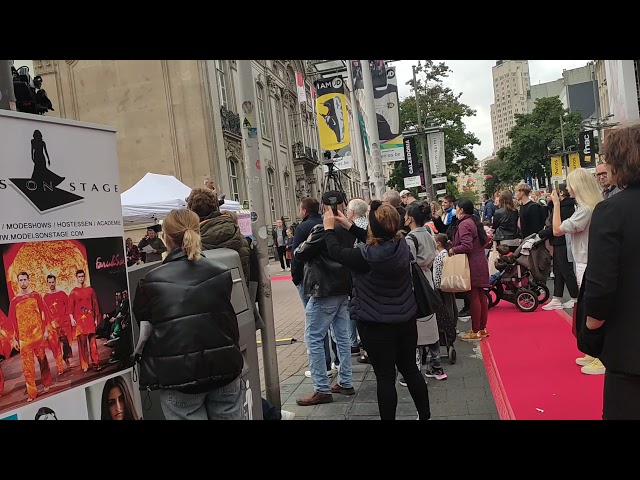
[
  {"x1": 427, "y1": 131, "x2": 446, "y2": 175},
  {"x1": 0, "y1": 110, "x2": 141, "y2": 420}
]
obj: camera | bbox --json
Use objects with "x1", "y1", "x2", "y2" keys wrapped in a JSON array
[{"x1": 11, "y1": 66, "x2": 54, "y2": 115}]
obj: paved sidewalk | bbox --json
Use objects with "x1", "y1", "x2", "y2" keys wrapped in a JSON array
[{"x1": 258, "y1": 261, "x2": 499, "y2": 420}]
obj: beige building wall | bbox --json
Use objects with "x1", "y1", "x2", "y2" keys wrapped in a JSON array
[
  {"x1": 33, "y1": 60, "x2": 217, "y2": 193},
  {"x1": 489, "y1": 60, "x2": 530, "y2": 153}
]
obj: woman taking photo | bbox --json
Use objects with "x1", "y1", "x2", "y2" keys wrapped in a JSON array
[
  {"x1": 491, "y1": 190, "x2": 520, "y2": 252},
  {"x1": 449, "y1": 199, "x2": 490, "y2": 341},
  {"x1": 582, "y1": 121, "x2": 640, "y2": 419},
  {"x1": 551, "y1": 167, "x2": 603, "y2": 375},
  {"x1": 323, "y1": 201, "x2": 431, "y2": 420},
  {"x1": 132, "y1": 209, "x2": 245, "y2": 420}
]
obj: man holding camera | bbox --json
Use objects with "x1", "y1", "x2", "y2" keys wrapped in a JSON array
[{"x1": 294, "y1": 191, "x2": 357, "y2": 406}]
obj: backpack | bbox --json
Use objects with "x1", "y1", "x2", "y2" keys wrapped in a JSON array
[{"x1": 407, "y1": 233, "x2": 442, "y2": 319}]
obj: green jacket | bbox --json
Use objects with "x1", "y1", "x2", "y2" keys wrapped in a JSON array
[{"x1": 199, "y1": 212, "x2": 250, "y2": 282}]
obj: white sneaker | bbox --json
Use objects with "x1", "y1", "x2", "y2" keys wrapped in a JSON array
[
  {"x1": 280, "y1": 410, "x2": 296, "y2": 420},
  {"x1": 305, "y1": 370, "x2": 334, "y2": 378},
  {"x1": 331, "y1": 362, "x2": 340, "y2": 372},
  {"x1": 562, "y1": 298, "x2": 577, "y2": 309},
  {"x1": 581, "y1": 358, "x2": 605, "y2": 375},
  {"x1": 542, "y1": 297, "x2": 564, "y2": 311},
  {"x1": 575, "y1": 354, "x2": 595, "y2": 366}
]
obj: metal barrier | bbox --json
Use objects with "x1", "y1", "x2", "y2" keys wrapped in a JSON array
[{"x1": 127, "y1": 248, "x2": 263, "y2": 420}]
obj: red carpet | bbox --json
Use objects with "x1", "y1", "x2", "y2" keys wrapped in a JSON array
[
  {"x1": 481, "y1": 303, "x2": 604, "y2": 420},
  {"x1": 271, "y1": 275, "x2": 292, "y2": 281}
]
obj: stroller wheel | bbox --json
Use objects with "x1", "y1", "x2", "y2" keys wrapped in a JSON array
[
  {"x1": 515, "y1": 288, "x2": 539, "y2": 313},
  {"x1": 448, "y1": 346, "x2": 457, "y2": 365},
  {"x1": 534, "y1": 283, "x2": 550, "y2": 304}
]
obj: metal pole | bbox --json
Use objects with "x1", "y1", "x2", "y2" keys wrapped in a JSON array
[
  {"x1": 591, "y1": 62, "x2": 603, "y2": 156},
  {"x1": 346, "y1": 61, "x2": 370, "y2": 202},
  {"x1": 412, "y1": 65, "x2": 433, "y2": 201},
  {"x1": 559, "y1": 114, "x2": 568, "y2": 178},
  {"x1": 237, "y1": 60, "x2": 281, "y2": 408},
  {"x1": 0, "y1": 60, "x2": 16, "y2": 111},
  {"x1": 360, "y1": 60, "x2": 386, "y2": 198}
]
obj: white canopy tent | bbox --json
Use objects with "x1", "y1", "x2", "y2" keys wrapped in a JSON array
[{"x1": 121, "y1": 172, "x2": 240, "y2": 227}]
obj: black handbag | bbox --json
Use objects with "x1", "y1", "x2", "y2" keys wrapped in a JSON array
[{"x1": 408, "y1": 234, "x2": 442, "y2": 319}]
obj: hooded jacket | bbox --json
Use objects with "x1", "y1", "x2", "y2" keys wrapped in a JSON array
[{"x1": 199, "y1": 211, "x2": 250, "y2": 282}]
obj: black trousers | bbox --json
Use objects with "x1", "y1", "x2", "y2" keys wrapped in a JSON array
[
  {"x1": 603, "y1": 370, "x2": 640, "y2": 420},
  {"x1": 357, "y1": 319, "x2": 431, "y2": 420},
  {"x1": 552, "y1": 244, "x2": 579, "y2": 299},
  {"x1": 276, "y1": 246, "x2": 288, "y2": 269}
]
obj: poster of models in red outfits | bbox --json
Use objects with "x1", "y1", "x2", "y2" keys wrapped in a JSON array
[{"x1": 0, "y1": 110, "x2": 140, "y2": 419}]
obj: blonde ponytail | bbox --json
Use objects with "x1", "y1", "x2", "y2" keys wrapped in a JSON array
[
  {"x1": 163, "y1": 209, "x2": 202, "y2": 261},
  {"x1": 182, "y1": 229, "x2": 202, "y2": 261}
]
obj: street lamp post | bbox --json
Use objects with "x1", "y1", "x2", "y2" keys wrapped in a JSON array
[
  {"x1": 559, "y1": 114, "x2": 568, "y2": 178},
  {"x1": 412, "y1": 65, "x2": 433, "y2": 201}
]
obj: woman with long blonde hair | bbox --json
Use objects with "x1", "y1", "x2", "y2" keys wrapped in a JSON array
[
  {"x1": 132, "y1": 208, "x2": 245, "y2": 420},
  {"x1": 551, "y1": 167, "x2": 603, "y2": 375}
]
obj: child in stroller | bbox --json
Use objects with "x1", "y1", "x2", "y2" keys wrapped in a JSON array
[{"x1": 487, "y1": 233, "x2": 552, "y2": 312}]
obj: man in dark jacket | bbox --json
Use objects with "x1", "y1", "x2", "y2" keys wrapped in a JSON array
[
  {"x1": 294, "y1": 191, "x2": 356, "y2": 406},
  {"x1": 291, "y1": 197, "x2": 338, "y2": 378},
  {"x1": 482, "y1": 194, "x2": 495, "y2": 223},
  {"x1": 186, "y1": 187, "x2": 250, "y2": 282},
  {"x1": 538, "y1": 183, "x2": 578, "y2": 310}
]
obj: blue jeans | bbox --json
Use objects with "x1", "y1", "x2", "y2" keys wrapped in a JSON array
[
  {"x1": 298, "y1": 283, "x2": 335, "y2": 370},
  {"x1": 348, "y1": 317, "x2": 359, "y2": 348},
  {"x1": 159, "y1": 377, "x2": 244, "y2": 420},
  {"x1": 305, "y1": 295, "x2": 353, "y2": 394}
]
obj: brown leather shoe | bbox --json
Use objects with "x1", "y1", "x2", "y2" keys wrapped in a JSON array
[
  {"x1": 331, "y1": 383, "x2": 356, "y2": 396},
  {"x1": 296, "y1": 391, "x2": 333, "y2": 406}
]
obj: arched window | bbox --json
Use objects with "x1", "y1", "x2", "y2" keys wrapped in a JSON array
[
  {"x1": 267, "y1": 168, "x2": 277, "y2": 222},
  {"x1": 256, "y1": 83, "x2": 270, "y2": 138},
  {"x1": 275, "y1": 96, "x2": 285, "y2": 145},
  {"x1": 228, "y1": 158, "x2": 240, "y2": 202},
  {"x1": 283, "y1": 173, "x2": 291, "y2": 219},
  {"x1": 215, "y1": 60, "x2": 228, "y2": 109}
]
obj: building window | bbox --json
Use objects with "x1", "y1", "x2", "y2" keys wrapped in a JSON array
[
  {"x1": 216, "y1": 60, "x2": 228, "y2": 109},
  {"x1": 257, "y1": 83, "x2": 270, "y2": 138},
  {"x1": 284, "y1": 173, "x2": 291, "y2": 219},
  {"x1": 267, "y1": 168, "x2": 277, "y2": 222},
  {"x1": 228, "y1": 158, "x2": 240, "y2": 202},
  {"x1": 276, "y1": 96, "x2": 285, "y2": 144}
]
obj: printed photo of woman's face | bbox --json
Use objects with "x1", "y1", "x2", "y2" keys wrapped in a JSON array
[{"x1": 108, "y1": 385, "x2": 126, "y2": 420}]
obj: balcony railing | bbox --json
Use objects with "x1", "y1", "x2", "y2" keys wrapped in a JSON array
[
  {"x1": 292, "y1": 141, "x2": 318, "y2": 164},
  {"x1": 220, "y1": 105, "x2": 241, "y2": 137}
]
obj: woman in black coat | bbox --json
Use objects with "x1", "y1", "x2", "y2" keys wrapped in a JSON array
[{"x1": 580, "y1": 122, "x2": 639, "y2": 419}]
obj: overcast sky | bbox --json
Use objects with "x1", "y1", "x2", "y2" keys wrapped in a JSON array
[{"x1": 394, "y1": 60, "x2": 591, "y2": 161}]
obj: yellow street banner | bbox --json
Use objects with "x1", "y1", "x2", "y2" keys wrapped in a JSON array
[
  {"x1": 568, "y1": 152, "x2": 581, "y2": 171},
  {"x1": 550, "y1": 156, "x2": 563, "y2": 177},
  {"x1": 314, "y1": 76, "x2": 350, "y2": 151}
]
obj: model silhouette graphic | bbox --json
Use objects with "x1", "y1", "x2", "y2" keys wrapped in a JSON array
[
  {"x1": 31, "y1": 130, "x2": 65, "y2": 187},
  {"x1": 322, "y1": 97, "x2": 345, "y2": 144}
]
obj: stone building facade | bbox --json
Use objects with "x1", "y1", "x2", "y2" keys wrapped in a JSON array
[{"x1": 33, "y1": 59, "x2": 329, "y2": 228}]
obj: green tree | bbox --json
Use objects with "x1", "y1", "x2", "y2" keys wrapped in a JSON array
[
  {"x1": 387, "y1": 61, "x2": 481, "y2": 193},
  {"x1": 483, "y1": 150, "x2": 523, "y2": 195},
  {"x1": 503, "y1": 96, "x2": 583, "y2": 184}
]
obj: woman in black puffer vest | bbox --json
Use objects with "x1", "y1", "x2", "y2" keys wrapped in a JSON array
[
  {"x1": 132, "y1": 208, "x2": 245, "y2": 420},
  {"x1": 322, "y1": 200, "x2": 431, "y2": 421}
]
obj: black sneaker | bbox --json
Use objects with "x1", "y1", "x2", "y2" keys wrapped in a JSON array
[
  {"x1": 351, "y1": 346, "x2": 360, "y2": 356},
  {"x1": 425, "y1": 368, "x2": 448, "y2": 381},
  {"x1": 398, "y1": 377, "x2": 407, "y2": 387},
  {"x1": 458, "y1": 309, "x2": 471, "y2": 318}
]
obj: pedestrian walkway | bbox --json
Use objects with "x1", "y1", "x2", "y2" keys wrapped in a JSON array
[{"x1": 259, "y1": 261, "x2": 499, "y2": 420}]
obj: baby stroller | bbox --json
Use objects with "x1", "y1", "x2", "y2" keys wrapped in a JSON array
[{"x1": 486, "y1": 233, "x2": 552, "y2": 312}]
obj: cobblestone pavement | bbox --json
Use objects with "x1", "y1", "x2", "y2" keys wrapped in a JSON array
[{"x1": 258, "y1": 261, "x2": 500, "y2": 420}]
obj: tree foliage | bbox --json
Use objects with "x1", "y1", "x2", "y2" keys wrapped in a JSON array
[
  {"x1": 387, "y1": 61, "x2": 481, "y2": 193},
  {"x1": 499, "y1": 96, "x2": 583, "y2": 184}
]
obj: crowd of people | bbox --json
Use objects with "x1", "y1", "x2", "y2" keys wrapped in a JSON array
[{"x1": 117, "y1": 120, "x2": 640, "y2": 420}]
